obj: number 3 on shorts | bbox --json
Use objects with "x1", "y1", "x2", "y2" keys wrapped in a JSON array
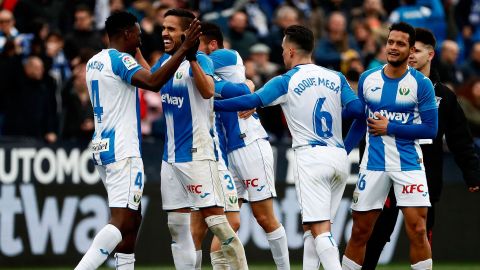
[{"x1": 135, "y1": 172, "x2": 143, "y2": 189}]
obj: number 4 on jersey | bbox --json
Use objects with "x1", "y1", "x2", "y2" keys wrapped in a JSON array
[{"x1": 91, "y1": 80, "x2": 104, "y2": 123}]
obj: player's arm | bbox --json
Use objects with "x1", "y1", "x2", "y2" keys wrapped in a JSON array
[
  {"x1": 379, "y1": 108, "x2": 438, "y2": 139},
  {"x1": 338, "y1": 73, "x2": 364, "y2": 119},
  {"x1": 368, "y1": 76, "x2": 438, "y2": 139},
  {"x1": 443, "y1": 87, "x2": 480, "y2": 192},
  {"x1": 130, "y1": 19, "x2": 201, "y2": 91},
  {"x1": 135, "y1": 48, "x2": 151, "y2": 70},
  {"x1": 215, "y1": 78, "x2": 252, "y2": 99},
  {"x1": 344, "y1": 119, "x2": 367, "y2": 154},
  {"x1": 214, "y1": 75, "x2": 288, "y2": 112},
  {"x1": 343, "y1": 74, "x2": 367, "y2": 153},
  {"x1": 190, "y1": 53, "x2": 214, "y2": 99}
]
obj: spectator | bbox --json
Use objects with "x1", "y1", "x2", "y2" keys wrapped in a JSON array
[
  {"x1": 457, "y1": 78, "x2": 480, "y2": 138},
  {"x1": 0, "y1": 9, "x2": 33, "y2": 55},
  {"x1": 63, "y1": 5, "x2": 104, "y2": 61},
  {"x1": 456, "y1": 0, "x2": 480, "y2": 53},
  {"x1": 61, "y1": 56, "x2": 93, "y2": 142},
  {"x1": 366, "y1": 40, "x2": 387, "y2": 69},
  {"x1": 389, "y1": 0, "x2": 447, "y2": 44},
  {"x1": 264, "y1": 5, "x2": 301, "y2": 65},
  {"x1": 248, "y1": 43, "x2": 279, "y2": 85},
  {"x1": 351, "y1": 0, "x2": 387, "y2": 32},
  {"x1": 45, "y1": 31, "x2": 72, "y2": 92},
  {"x1": 314, "y1": 11, "x2": 359, "y2": 71},
  {"x1": 437, "y1": 39, "x2": 463, "y2": 87},
  {"x1": 2, "y1": 56, "x2": 58, "y2": 143},
  {"x1": 225, "y1": 10, "x2": 258, "y2": 59},
  {"x1": 95, "y1": 0, "x2": 125, "y2": 30},
  {"x1": 461, "y1": 41, "x2": 480, "y2": 79}
]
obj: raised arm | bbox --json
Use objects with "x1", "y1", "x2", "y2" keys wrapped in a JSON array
[
  {"x1": 191, "y1": 59, "x2": 214, "y2": 98},
  {"x1": 130, "y1": 19, "x2": 201, "y2": 91}
]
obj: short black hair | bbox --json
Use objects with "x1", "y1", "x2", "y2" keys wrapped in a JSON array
[
  {"x1": 201, "y1": 22, "x2": 224, "y2": 48},
  {"x1": 105, "y1": 11, "x2": 137, "y2": 38},
  {"x1": 389, "y1": 22, "x2": 416, "y2": 47},
  {"x1": 284, "y1": 25, "x2": 314, "y2": 53},
  {"x1": 164, "y1": 9, "x2": 195, "y2": 30},
  {"x1": 415, "y1": 27, "x2": 436, "y2": 49}
]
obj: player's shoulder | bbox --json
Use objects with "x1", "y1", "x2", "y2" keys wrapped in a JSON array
[
  {"x1": 106, "y1": 49, "x2": 138, "y2": 70},
  {"x1": 408, "y1": 67, "x2": 434, "y2": 89},
  {"x1": 360, "y1": 65, "x2": 383, "y2": 82},
  {"x1": 209, "y1": 49, "x2": 240, "y2": 67}
]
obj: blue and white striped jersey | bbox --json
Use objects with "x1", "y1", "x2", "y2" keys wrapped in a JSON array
[
  {"x1": 210, "y1": 49, "x2": 268, "y2": 153},
  {"x1": 86, "y1": 49, "x2": 143, "y2": 165},
  {"x1": 255, "y1": 64, "x2": 358, "y2": 149},
  {"x1": 151, "y1": 52, "x2": 216, "y2": 163},
  {"x1": 359, "y1": 66, "x2": 437, "y2": 171}
]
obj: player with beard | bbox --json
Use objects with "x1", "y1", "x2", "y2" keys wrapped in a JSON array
[
  {"x1": 342, "y1": 22, "x2": 438, "y2": 270},
  {"x1": 360, "y1": 27, "x2": 480, "y2": 270},
  {"x1": 76, "y1": 11, "x2": 200, "y2": 270},
  {"x1": 150, "y1": 9, "x2": 248, "y2": 270}
]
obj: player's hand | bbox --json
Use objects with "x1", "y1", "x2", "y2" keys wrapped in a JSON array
[
  {"x1": 238, "y1": 109, "x2": 256, "y2": 119},
  {"x1": 367, "y1": 112, "x2": 388, "y2": 136},
  {"x1": 468, "y1": 186, "x2": 480, "y2": 193},
  {"x1": 181, "y1": 18, "x2": 201, "y2": 61},
  {"x1": 245, "y1": 79, "x2": 255, "y2": 93}
]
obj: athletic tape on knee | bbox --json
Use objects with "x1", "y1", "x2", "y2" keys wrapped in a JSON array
[{"x1": 205, "y1": 215, "x2": 228, "y2": 227}]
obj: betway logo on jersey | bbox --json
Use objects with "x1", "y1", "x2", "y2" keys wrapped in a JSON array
[
  {"x1": 91, "y1": 139, "x2": 109, "y2": 153},
  {"x1": 161, "y1": 93, "x2": 184, "y2": 108},
  {"x1": 369, "y1": 110, "x2": 410, "y2": 124}
]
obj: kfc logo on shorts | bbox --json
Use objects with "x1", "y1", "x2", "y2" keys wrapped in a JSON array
[
  {"x1": 187, "y1": 184, "x2": 203, "y2": 194},
  {"x1": 243, "y1": 178, "x2": 259, "y2": 188},
  {"x1": 402, "y1": 184, "x2": 424, "y2": 194}
]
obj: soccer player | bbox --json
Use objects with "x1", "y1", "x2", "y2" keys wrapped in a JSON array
[
  {"x1": 192, "y1": 22, "x2": 290, "y2": 269},
  {"x1": 150, "y1": 9, "x2": 248, "y2": 270},
  {"x1": 342, "y1": 22, "x2": 438, "y2": 270},
  {"x1": 75, "y1": 11, "x2": 201, "y2": 270},
  {"x1": 214, "y1": 25, "x2": 363, "y2": 270},
  {"x1": 360, "y1": 28, "x2": 480, "y2": 270}
]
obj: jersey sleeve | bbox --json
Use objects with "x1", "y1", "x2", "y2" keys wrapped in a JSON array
[
  {"x1": 189, "y1": 53, "x2": 214, "y2": 77},
  {"x1": 214, "y1": 74, "x2": 250, "y2": 98},
  {"x1": 418, "y1": 76, "x2": 438, "y2": 112},
  {"x1": 150, "y1": 53, "x2": 171, "y2": 73},
  {"x1": 109, "y1": 50, "x2": 143, "y2": 84},
  {"x1": 209, "y1": 49, "x2": 238, "y2": 69},
  {"x1": 338, "y1": 72, "x2": 359, "y2": 106},
  {"x1": 255, "y1": 75, "x2": 289, "y2": 106}
]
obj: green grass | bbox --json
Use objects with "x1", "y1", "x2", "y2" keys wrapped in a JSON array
[{"x1": 5, "y1": 263, "x2": 480, "y2": 270}]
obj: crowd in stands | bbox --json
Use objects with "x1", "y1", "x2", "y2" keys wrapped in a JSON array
[{"x1": 1, "y1": 0, "x2": 480, "y2": 144}]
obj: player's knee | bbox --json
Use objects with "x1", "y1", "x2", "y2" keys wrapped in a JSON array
[
  {"x1": 110, "y1": 215, "x2": 137, "y2": 236},
  {"x1": 253, "y1": 212, "x2": 277, "y2": 230},
  {"x1": 229, "y1": 218, "x2": 241, "y2": 232},
  {"x1": 350, "y1": 223, "x2": 372, "y2": 244},
  {"x1": 406, "y1": 221, "x2": 427, "y2": 242}
]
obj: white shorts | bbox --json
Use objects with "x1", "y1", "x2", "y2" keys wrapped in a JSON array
[
  {"x1": 96, "y1": 157, "x2": 144, "y2": 211},
  {"x1": 293, "y1": 146, "x2": 348, "y2": 223},
  {"x1": 218, "y1": 169, "x2": 240, "y2": 212},
  {"x1": 228, "y1": 139, "x2": 276, "y2": 202},
  {"x1": 351, "y1": 169, "x2": 431, "y2": 211},
  {"x1": 161, "y1": 160, "x2": 224, "y2": 211}
]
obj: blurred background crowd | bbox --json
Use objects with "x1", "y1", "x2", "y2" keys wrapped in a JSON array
[{"x1": 1, "y1": 0, "x2": 480, "y2": 145}]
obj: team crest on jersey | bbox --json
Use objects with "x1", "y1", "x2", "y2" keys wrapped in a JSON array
[
  {"x1": 122, "y1": 55, "x2": 138, "y2": 70},
  {"x1": 133, "y1": 192, "x2": 142, "y2": 204},
  {"x1": 398, "y1": 87, "x2": 411, "y2": 96},
  {"x1": 175, "y1": 71, "x2": 183, "y2": 79}
]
